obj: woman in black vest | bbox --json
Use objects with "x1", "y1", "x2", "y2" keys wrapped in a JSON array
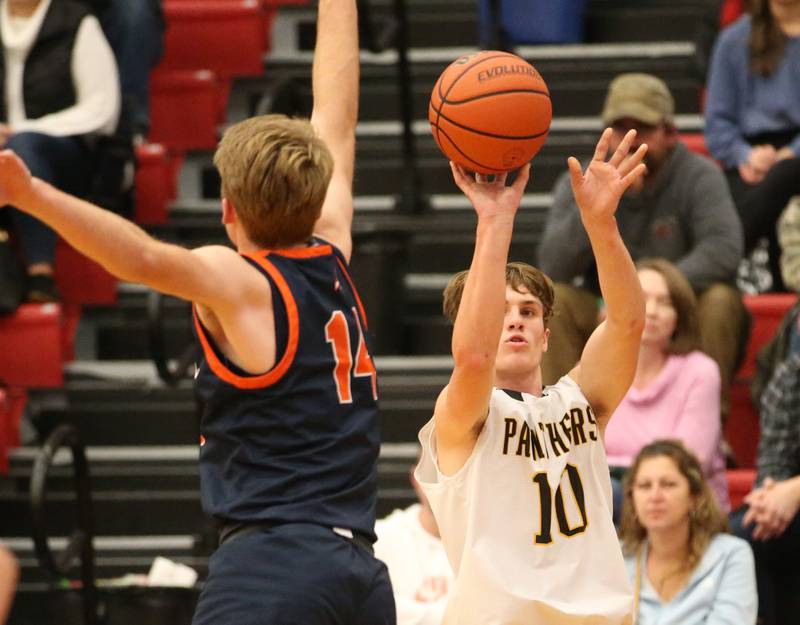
[{"x1": 0, "y1": 0, "x2": 119, "y2": 302}]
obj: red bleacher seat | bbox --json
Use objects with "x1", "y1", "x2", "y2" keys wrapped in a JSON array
[
  {"x1": 54, "y1": 240, "x2": 118, "y2": 307},
  {"x1": 738, "y1": 293, "x2": 798, "y2": 379},
  {"x1": 0, "y1": 386, "x2": 27, "y2": 474},
  {"x1": 720, "y1": 0, "x2": 744, "y2": 27},
  {"x1": 150, "y1": 70, "x2": 225, "y2": 151},
  {"x1": 725, "y1": 293, "x2": 798, "y2": 468},
  {"x1": 725, "y1": 382, "x2": 761, "y2": 469},
  {"x1": 726, "y1": 468, "x2": 756, "y2": 511},
  {"x1": 681, "y1": 133, "x2": 711, "y2": 158},
  {"x1": 0, "y1": 304, "x2": 64, "y2": 388},
  {"x1": 135, "y1": 143, "x2": 183, "y2": 225},
  {"x1": 160, "y1": 1, "x2": 271, "y2": 77}
]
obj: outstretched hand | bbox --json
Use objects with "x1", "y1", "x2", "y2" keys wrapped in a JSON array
[
  {"x1": 450, "y1": 162, "x2": 531, "y2": 221},
  {"x1": 0, "y1": 149, "x2": 33, "y2": 208},
  {"x1": 568, "y1": 128, "x2": 647, "y2": 224}
]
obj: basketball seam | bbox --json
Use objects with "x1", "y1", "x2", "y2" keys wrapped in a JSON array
[
  {"x1": 434, "y1": 52, "x2": 517, "y2": 150},
  {"x1": 436, "y1": 124, "x2": 500, "y2": 173},
  {"x1": 442, "y1": 88, "x2": 551, "y2": 105},
  {"x1": 436, "y1": 109, "x2": 550, "y2": 140}
]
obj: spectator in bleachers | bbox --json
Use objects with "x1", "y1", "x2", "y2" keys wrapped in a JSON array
[
  {"x1": 778, "y1": 196, "x2": 800, "y2": 292},
  {"x1": 0, "y1": 544, "x2": 17, "y2": 625},
  {"x1": 538, "y1": 73, "x2": 748, "y2": 424},
  {"x1": 0, "y1": 0, "x2": 119, "y2": 302},
  {"x1": 705, "y1": 0, "x2": 800, "y2": 292},
  {"x1": 621, "y1": 440, "x2": 757, "y2": 625},
  {"x1": 80, "y1": 0, "x2": 164, "y2": 138},
  {"x1": 374, "y1": 463, "x2": 452, "y2": 625},
  {"x1": 730, "y1": 284, "x2": 800, "y2": 625},
  {"x1": 605, "y1": 259, "x2": 730, "y2": 522}
]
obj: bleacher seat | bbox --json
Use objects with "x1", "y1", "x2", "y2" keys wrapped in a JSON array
[
  {"x1": 160, "y1": 1, "x2": 270, "y2": 77},
  {"x1": 720, "y1": 0, "x2": 744, "y2": 27},
  {"x1": 0, "y1": 385, "x2": 26, "y2": 474},
  {"x1": 725, "y1": 293, "x2": 798, "y2": 468},
  {"x1": 150, "y1": 70, "x2": 225, "y2": 151},
  {"x1": 680, "y1": 133, "x2": 711, "y2": 159},
  {"x1": 135, "y1": 143, "x2": 182, "y2": 225},
  {"x1": 726, "y1": 468, "x2": 756, "y2": 511},
  {"x1": 0, "y1": 304, "x2": 64, "y2": 388},
  {"x1": 54, "y1": 241, "x2": 118, "y2": 307}
]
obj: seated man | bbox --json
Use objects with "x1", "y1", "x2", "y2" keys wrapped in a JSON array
[
  {"x1": 374, "y1": 462, "x2": 452, "y2": 625},
  {"x1": 538, "y1": 73, "x2": 747, "y2": 423}
]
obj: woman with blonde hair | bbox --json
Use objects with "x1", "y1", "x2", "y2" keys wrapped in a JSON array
[{"x1": 621, "y1": 440, "x2": 757, "y2": 624}]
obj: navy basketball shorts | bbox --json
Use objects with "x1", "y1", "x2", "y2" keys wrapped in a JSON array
[{"x1": 192, "y1": 522, "x2": 396, "y2": 625}]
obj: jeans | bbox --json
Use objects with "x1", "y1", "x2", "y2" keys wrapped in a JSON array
[
  {"x1": 99, "y1": 0, "x2": 165, "y2": 135},
  {"x1": 5, "y1": 133, "x2": 91, "y2": 267}
]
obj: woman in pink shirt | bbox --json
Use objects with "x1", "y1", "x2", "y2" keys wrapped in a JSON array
[{"x1": 605, "y1": 258, "x2": 730, "y2": 520}]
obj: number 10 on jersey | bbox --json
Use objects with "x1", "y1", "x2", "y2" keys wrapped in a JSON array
[
  {"x1": 325, "y1": 308, "x2": 378, "y2": 403},
  {"x1": 532, "y1": 464, "x2": 588, "y2": 545}
]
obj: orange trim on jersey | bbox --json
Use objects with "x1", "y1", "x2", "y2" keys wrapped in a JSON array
[
  {"x1": 193, "y1": 256, "x2": 300, "y2": 389},
  {"x1": 269, "y1": 244, "x2": 333, "y2": 259},
  {"x1": 335, "y1": 256, "x2": 369, "y2": 330}
]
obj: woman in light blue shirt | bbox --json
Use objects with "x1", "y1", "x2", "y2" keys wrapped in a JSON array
[{"x1": 620, "y1": 440, "x2": 757, "y2": 624}]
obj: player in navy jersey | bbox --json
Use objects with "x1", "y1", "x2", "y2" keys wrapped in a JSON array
[{"x1": 0, "y1": 1, "x2": 395, "y2": 623}]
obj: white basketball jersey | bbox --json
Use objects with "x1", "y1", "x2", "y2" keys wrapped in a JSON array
[{"x1": 416, "y1": 376, "x2": 633, "y2": 625}]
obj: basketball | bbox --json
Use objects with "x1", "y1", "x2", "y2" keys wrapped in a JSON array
[{"x1": 428, "y1": 51, "x2": 552, "y2": 174}]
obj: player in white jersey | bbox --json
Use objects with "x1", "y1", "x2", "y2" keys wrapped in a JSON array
[{"x1": 416, "y1": 128, "x2": 648, "y2": 625}]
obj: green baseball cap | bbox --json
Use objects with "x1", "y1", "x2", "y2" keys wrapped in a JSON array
[{"x1": 601, "y1": 73, "x2": 675, "y2": 126}]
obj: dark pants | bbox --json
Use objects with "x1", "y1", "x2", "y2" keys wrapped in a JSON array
[
  {"x1": 192, "y1": 523, "x2": 396, "y2": 625},
  {"x1": 725, "y1": 144, "x2": 800, "y2": 293},
  {"x1": 5, "y1": 132, "x2": 91, "y2": 268},
  {"x1": 730, "y1": 505, "x2": 800, "y2": 625},
  {"x1": 99, "y1": 0, "x2": 165, "y2": 135}
]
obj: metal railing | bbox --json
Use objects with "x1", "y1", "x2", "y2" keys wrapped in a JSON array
[{"x1": 30, "y1": 424, "x2": 98, "y2": 625}]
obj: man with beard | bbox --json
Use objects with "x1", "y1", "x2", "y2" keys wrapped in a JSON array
[{"x1": 538, "y1": 73, "x2": 747, "y2": 425}]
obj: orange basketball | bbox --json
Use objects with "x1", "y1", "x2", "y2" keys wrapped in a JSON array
[{"x1": 429, "y1": 51, "x2": 552, "y2": 174}]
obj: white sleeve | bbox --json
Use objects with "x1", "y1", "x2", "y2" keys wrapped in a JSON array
[{"x1": 14, "y1": 15, "x2": 120, "y2": 136}]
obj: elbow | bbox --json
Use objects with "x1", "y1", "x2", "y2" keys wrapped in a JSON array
[{"x1": 452, "y1": 347, "x2": 495, "y2": 376}]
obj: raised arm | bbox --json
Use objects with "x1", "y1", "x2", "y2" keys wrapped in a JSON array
[
  {"x1": 0, "y1": 151, "x2": 259, "y2": 310},
  {"x1": 434, "y1": 164, "x2": 530, "y2": 475},
  {"x1": 311, "y1": 0, "x2": 359, "y2": 261},
  {"x1": 568, "y1": 129, "x2": 647, "y2": 427}
]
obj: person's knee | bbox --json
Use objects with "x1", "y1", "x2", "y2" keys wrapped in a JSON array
[
  {"x1": 5, "y1": 132, "x2": 50, "y2": 163},
  {"x1": 697, "y1": 284, "x2": 745, "y2": 323}
]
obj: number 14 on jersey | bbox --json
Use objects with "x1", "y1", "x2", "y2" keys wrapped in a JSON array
[{"x1": 325, "y1": 308, "x2": 378, "y2": 403}]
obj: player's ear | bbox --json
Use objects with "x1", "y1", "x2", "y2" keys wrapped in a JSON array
[
  {"x1": 542, "y1": 327, "x2": 550, "y2": 353},
  {"x1": 221, "y1": 198, "x2": 237, "y2": 225}
]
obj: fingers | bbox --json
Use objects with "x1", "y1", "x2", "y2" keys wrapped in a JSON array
[
  {"x1": 592, "y1": 127, "x2": 612, "y2": 162},
  {"x1": 450, "y1": 161, "x2": 470, "y2": 193},
  {"x1": 618, "y1": 144, "x2": 648, "y2": 178},
  {"x1": 567, "y1": 156, "x2": 583, "y2": 190},
  {"x1": 609, "y1": 129, "x2": 637, "y2": 168},
  {"x1": 620, "y1": 163, "x2": 647, "y2": 191},
  {"x1": 510, "y1": 163, "x2": 531, "y2": 193}
]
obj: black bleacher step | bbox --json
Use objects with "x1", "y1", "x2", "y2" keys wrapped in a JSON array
[
  {"x1": 0, "y1": 490, "x2": 206, "y2": 537},
  {"x1": 584, "y1": 0, "x2": 708, "y2": 43},
  {"x1": 5, "y1": 535, "x2": 207, "y2": 584},
  {"x1": 286, "y1": 0, "x2": 707, "y2": 48},
  {"x1": 0, "y1": 488, "x2": 416, "y2": 538},
  {"x1": 250, "y1": 44, "x2": 698, "y2": 125},
  {"x1": 33, "y1": 403, "x2": 199, "y2": 447},
  {"x1": 9, "y1": 584, "x2": 200, "y2": 625}
]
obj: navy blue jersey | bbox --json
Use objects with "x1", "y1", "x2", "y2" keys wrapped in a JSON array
[{"x1": 192, "y1": 238, "x2": 380, "y2": 540}]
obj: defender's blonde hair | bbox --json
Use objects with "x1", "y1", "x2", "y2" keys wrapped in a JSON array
[
  {"x1": 214, "y1": 115, "x2": 334, "y2": 248},
  {"x1": 442, "y1": 262, "x2": 555, "y2": 326}
]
